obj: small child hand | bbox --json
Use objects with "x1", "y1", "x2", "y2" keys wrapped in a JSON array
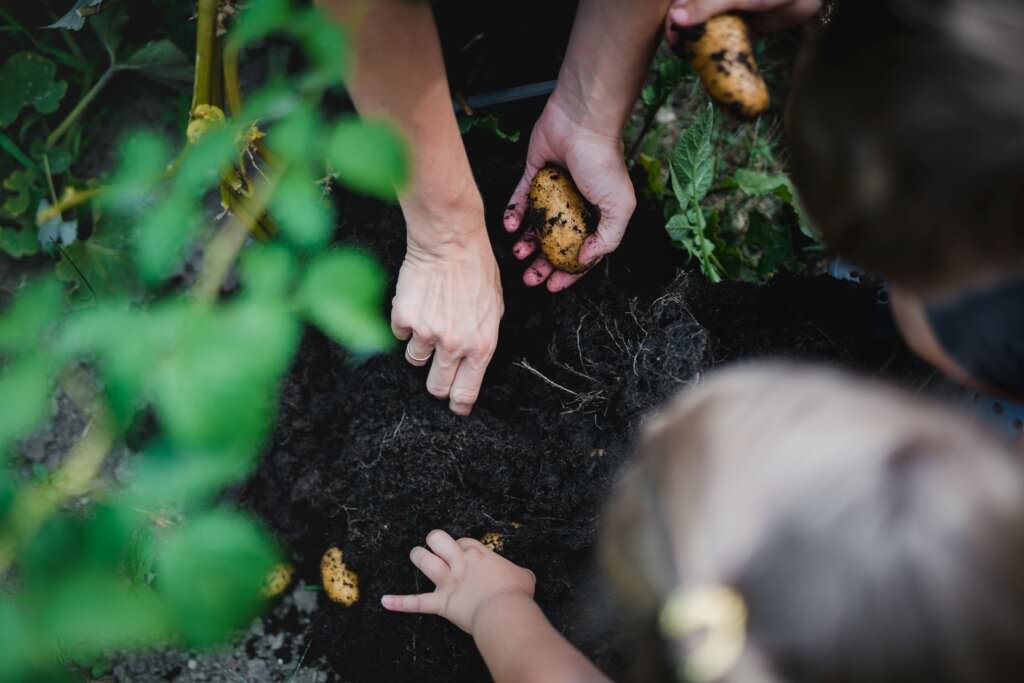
[{"x1": 381, "y1": 529, "x2": 537, "y2": 635}]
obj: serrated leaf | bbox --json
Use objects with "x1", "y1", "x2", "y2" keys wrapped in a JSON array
[
  {"x1": 36, "y1": 199, "x2": 78, "y2": 250},
  {"x1": 122, "y1": 40, "x2": 192, "y2": 83},
  {"x1": 665, "y1": 212, "x2": 697, "y2": 244},
  {"x1": 328, "y1": 117, "x2": 409, "y2": 201},
  {"x1": 155, "y1": 510, "x2": 278, "y2": 647},
  {"x1": 0, "y1": 227, "x2": 39, "y2": 257},
  {"x1": 670, "y1": 104, "x2": 716, "y2": 204},
  {"x1": 0, "y1": 278, "x2": 62, "y2": 353},
  {"x1": 45, "y1": 0, "x2": 105, "y2": 31},
  {"x1": 297, "y1": 249, "x2": 393, "y2": 354},
  {"x1": 268, "y1": 169, "x2": 333, "y2": 248},
  {"x1": 0, "y1": 52, "x2": 68, "y2": 127}
]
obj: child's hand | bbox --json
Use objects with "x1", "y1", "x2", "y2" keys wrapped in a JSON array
[
  {"x1": 381, "y1": 529, "x2": 537, "y2": 635},
  {"x1": 666, "y1": 0, "x2": 822, "y2": 36}
]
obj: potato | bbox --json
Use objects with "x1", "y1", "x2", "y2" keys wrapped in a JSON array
[
  {"x1": 525, "y1": 164, "x2": 597, "y2": 274},
  {"x1": 321, "y1": 547, "x2": 359, "y2": 607},
  {"x1": 480, "y1": 531, "x2": 505, "y2": 553},
  {"x1": 262, "y1": 563, "x2": 295, "y2": 598},
  {"x1": 674, "y1": 14, "x2": 769, "y2": 119}
]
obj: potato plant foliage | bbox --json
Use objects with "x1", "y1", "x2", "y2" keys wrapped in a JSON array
[{"x1": 0, "y1": 0, "x2": 406, "y2": 679}]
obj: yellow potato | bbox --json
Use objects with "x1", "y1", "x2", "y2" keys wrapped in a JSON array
[
  {"x1": 262, "y1": 563, "x2": 294, "y2": 598},
  {"x1": 676, "y1": 14, "x2": 769, "y2": 119},
  {"x1": 480, "y1": 532, "x2": 505, "y2": 553},
  {"x1": 526, "y1": 164, "x2": 596, "y2": 274},
  {"x1": 321, "y1": 547, "x2": 359, "y2": 607}
]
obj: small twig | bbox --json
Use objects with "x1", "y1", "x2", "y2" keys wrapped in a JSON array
[
  {"x1": 513, "y1": 360, "x2": 579, "y2": 397},
  {"x1": 287, "y1": 638, "x2": 314, "y2": 683}
]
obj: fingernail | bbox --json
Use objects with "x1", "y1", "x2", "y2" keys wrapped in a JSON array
[
  {"x1": 670, "y1": 7, "x2": 689, "y2": 23},
  {"x1": 381, "y1": 595, "x2": 394, "y2": 608},
  {"x1": 451, "y1": 402, "x2": 472, "y2": 416}
]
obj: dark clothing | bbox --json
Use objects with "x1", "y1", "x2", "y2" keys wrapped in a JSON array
[{"x1": 926, "y1": 278, "x2": 1024, "y2": 396}]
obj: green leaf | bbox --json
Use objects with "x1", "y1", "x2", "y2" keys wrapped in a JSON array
[
  {"x1": 457, "y1": 114, "x2": 520, "y2": 143},
  {"x1": 0, "y1": 278, "x2": 62, "y2": 352},
  {"x1": 2, "y1": 168, "x2": 38, "y2": 217},
  {"x1": 297, "y1": 249, "x2": 393, "y2": 354},
  {"x1": 91, "y1": 11, "x2": 126, "y2": 60},
  {"x1": 36, "y1": 199, "x2": 78, "y2": 250},
  {"x1": 56, "y1": 213, "x2": 140, "y2": 301},
  {"x1": 291, "y1": 8, "x2": 350, "y2": 89},
  {"x1": 125, "y1": 447, "x2": 252, "y2": 510},
  {"x1": 43, "y1": 146, "x2": 71, "y2": 174},
  {"x1": 670, "y1": 103, "x2": 716, "y2": 204},
  {"x1": 227, "y1": 0, "x2": 293, "y2": 50},
  {"x1": 0, "y1": 130, "x2": 35, "y2": 169},
  {"x1": 0, "y1": 227, "x2": 39, "y2": 257},
  {"x1": 727, "y1": 169, "x2": 819, "y2": 240},
  {"x1": 122, "y1": 40, "x2": 193, "y2": 83},
  {"x1": 239, "y1": 244, "x2": 296, "y2": 298},
  {"x1": 746, "y1": 211, "x2": 796, "y2": 277},
  {"x1": 0, "y1": 356, "x2": 52, "y2": 455},
  {"x1": 0, "y1": 52, "x2": 68, "y2": 127},
  {"x1": 665, "y1": 212, "x2": 697, "y2": 245},
  {"x1": 102, "y1": 132, "x2": 170, "y2": 212},
  {"x1": 269, "y1": 169, "x2": 333, "y2": 249},
  {"x1": 151, "y1": 299, "x2": 299, "y2": 458},
  {"x1": 133, "y1": 194, "x2": 198, "y2": 283},
  {"x1": 45, "y1": 0, "x2": 105, "y2": 31},
  {"x1": 267, "y1": 105, "x2": 321, "y2": 164},
  {"x1": 175, "y1": 125, "x2": 238, "y2": 194},
  {"x1": 155, "y1": 510, "x2": 278, "y2": 647},
  {"x1": 328, "y1": 117, "x2": 409, "y2": 201},
  {"x1": 0, "y1": 599, "x2": 35, "y2": 681}
]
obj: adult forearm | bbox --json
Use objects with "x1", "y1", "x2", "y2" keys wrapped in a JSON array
[
  {"x1": 317, "y1": 0, "x2": 481, "y2": 237},
  {"x1": 553, "y1": 0, "x2": 673, "y2": 136},
  {"x1": 473, "y1": 594, "x2": 612, "y2": 683}
]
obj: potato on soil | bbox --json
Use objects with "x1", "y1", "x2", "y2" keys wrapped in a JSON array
[
  {"x1": 321, "y1": 547, "x2": 359, "y2": 607},
  {"x1": 480, "y1": 532, "x2": 505, "y2": 553},
  {"x1": 673, "y1": 14, "x2": 769, "y2": 119},
  {"x1": 526, "y1": 164, "x2": 596, "y2": 274},
  {"x1": 262, "y1": 562, "x2": 295, "y2": 598}
]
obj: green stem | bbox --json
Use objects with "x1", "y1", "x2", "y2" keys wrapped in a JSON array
[
  {"x1": 223, "y1": 45, "x2": 244, "y2": 117},
  {"x1": 45, "y1": 66, "x2": 116, "y2": 150},
  {"x1": 192, "y1": 0, "x2": 219, "y2": 109}
]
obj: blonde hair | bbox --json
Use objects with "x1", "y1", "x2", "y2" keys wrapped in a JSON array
[{"x1": 601, "y1": 363, "x2": 1024, "y2": 683}]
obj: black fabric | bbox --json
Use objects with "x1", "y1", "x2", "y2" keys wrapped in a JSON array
[{"x1": 926, "y1": 278, "x2": 1024, "y2": 396}]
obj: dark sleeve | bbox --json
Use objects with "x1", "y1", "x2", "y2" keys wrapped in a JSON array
[{"x1": 925, "y1": 278, "x2": 1024, "y2": 397}]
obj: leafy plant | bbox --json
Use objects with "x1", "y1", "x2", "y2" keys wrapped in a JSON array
[{"x1": 0, "y1": 0, "x2": 408, "y2": 679}]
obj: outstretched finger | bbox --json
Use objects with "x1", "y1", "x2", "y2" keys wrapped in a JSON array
[
  {"x1": 425, "y1": 346, "x2": 460, "y2": 400},
  {"x1": 410, "y1": 545, "x2": 450, "y2": 585},
  {"x1": 381, "y1": 592, "x2": 444, "y2": 615},
  {"x1": 449, "y1": 353, "x2": 490, "y2": 416},
  {"x1": 523, "y1": 255, "x2": 555, "y2": 287},
  {"x1": 503, "y1": 163, "x2": 542, "y2": 233},
  {"x1": 426, "y1": 529, "x2": 463, "y2": 565}
]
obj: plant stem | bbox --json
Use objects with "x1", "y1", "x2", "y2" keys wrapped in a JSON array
[
  {"x1": 627, "y1": 96, "x2": 664, "y2": 166},
  {"x1": 223, "y1": 45, "x2": 244, "y2": 117},
  {"x1": 0, "y1": 412, "x2": 114, "y2": 573},
  {"x1": 45, "y1": 66, "x2": 116, "y2": 150},
  {"x1": 36, "y1": 186, "x2": 106, "y2": 222},
  {"x1": 192, "y1": 0, "x2": 219, "y2": 109},
  {"x1": 210, "y1": 35, "x2": 225, "y2": 110}
]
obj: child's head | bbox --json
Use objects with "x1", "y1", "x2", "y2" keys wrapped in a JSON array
[
  {"x1": 787, "y1": 0, "x2": 1024, "y2": 292},
  {"x1": 601, "y1": 363, "x2": 1024, "y2": 683}
]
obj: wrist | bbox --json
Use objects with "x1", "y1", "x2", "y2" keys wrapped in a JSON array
[
  {"x1": 547, "y1": 82, "x2": 626, "y2": 141},
  {"x1": 470, "y1": 589, "x2": 538, "y2": 636},
  {"x1": 401, "y1": 182, "x2": 487, "y2": 255}
]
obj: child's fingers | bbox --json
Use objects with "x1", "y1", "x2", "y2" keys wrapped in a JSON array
[
  {"x1": 381, "y1": 592, "x2": 443, "y2": 615},
  {"x1": 425, "y1": 529, "x2": 463, "y2": 565},
  {"x1": 410, "y1": 546, "x2": 449, "y2": 585}
]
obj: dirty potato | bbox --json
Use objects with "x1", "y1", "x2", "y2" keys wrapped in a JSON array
[
  {"x1": 526, "y1": 164, "x2": 597, "y2": 274},
  {"x1": 321, "y1": 547, "x2": 359, "y2": 607},
  {"x1": 674, "y1": 14, "x2": 769, "y2": 119}
]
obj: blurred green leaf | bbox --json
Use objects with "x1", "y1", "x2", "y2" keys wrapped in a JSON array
[
  {"x1": 156, "y1": 510, "x2": 278, "y2": 647},
  {"x1": 0, "y1": 52, "x2": 68, "y2": 127},
  {"x1": 292, "y1": 8, "x2": 350, "y2": 88},
  {"x1": 457, "y1": 114, "x2": 520, "y2": 143},
  {"x1": 269, "y1": 169, "x2": 333, "y2": 249},
  {"x1": 298, "y1": 249, "x2": 393, "y2": 354},
  {"x1": 3, "y1": 168, "x2": 38, "y2": 217},
  {"x1": 239, "y1": 243, "x2": 296, "y2": 298},
  {"x1": 43, "y1": 146, "x2": 71, "y2": 174},
  {"x1": 151, "y1": 299, "x2": 299, "y2": 458},
  {"x1": 0, "y1": 278, "x2": 61, "y2": 352},
  {"x1": 0, "y1": 227, "x2": 40, "y2": 257},
  {"x1": 175, "y1": 125, "x2": 237, "y2": 194},
  {"x1": 0, "y1": 598, "x2": 35, "y2": 681},
  {"x1": 268, "y1": 105, "x2": 321, "y2": 164},
  {"x1": 133, "y1": 194, "x2": 198, "y2": 283},
  {"x1": 102, "y1": 132, "x2": 171, "y2": 212},
  {"x1": 19, "y1": 506, "x2": 134, "y2": 586},
  {"x1": 228, "y1": 0, "x2": 293, "y2": 50},
  {"x1": 122, "y1": 40, "x2": 193, "y2": 83},
  {"x1": 45, "y1": 0, "x2": 105, "y2": 31},
  {"x1": 0, "y1": 130, "x2": 35, "y2": 169},
  {"x1": 328, "y1": 117, "x2": 409, "y2": 201},
  {"x1": 0, "y1": 356, "x2": 52, "y2": 455},
  {"x1": 125, "y1": 448, "x2": 252, "y2": 511}
]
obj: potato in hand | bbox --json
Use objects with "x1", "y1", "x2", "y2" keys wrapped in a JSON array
[{"x1": 525, "y1": 164, "x2": 597, "y2": 274}]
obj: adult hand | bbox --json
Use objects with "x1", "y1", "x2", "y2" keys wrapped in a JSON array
[
  {"x1": 381, "y1": 529, "x2": 537, "y2": 635},
  {"x1": 503, "y1": 98, "x2": 636, "y2": 293},
  {"x1": 391, "y1": 198, "x2": 503, "y2": 416},
  {"x1": 665, "y1": 0, "x2": 822, "y2": 36}
]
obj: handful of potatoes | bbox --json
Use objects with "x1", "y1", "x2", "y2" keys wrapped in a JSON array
[
  {"x1": 673, "y1": 14, "x2": 769, "y2": 119},
  {"x1": 524, "y1": 164, "x2": 597, "y2": 274}
]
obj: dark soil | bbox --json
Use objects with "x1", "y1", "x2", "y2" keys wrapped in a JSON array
[{"x1": 242, "y1": 116, "x2": 888, "y2": 683}]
